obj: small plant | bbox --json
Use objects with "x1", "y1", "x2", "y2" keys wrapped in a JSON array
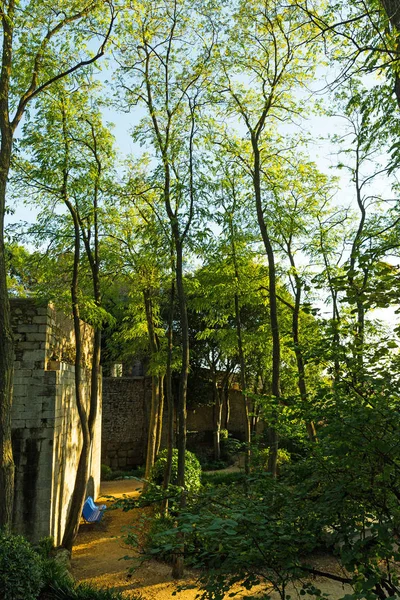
[{"x1": 0, "y1": 531, "x2": 43, "y2": 600}]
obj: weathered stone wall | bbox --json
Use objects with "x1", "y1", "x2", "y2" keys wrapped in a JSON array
[
  {"x1": 101, "y1": 378, "x2": 251, "y2": 467},
  {"x1": 101, "y1": 377, "x2": 151, "y2": 469},
  {"x1": 11, "y1": 298, "x2": 101, "y2": 545}
]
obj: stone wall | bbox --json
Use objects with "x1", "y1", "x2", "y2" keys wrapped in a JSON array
[
  {"x1": 101, "y1": 377, "x2": 251, "y2": 468},
  {"x1": 101, "y1": 377, "x2": 152, "y2": 469},
  {"x1": 11, "y1": 298, "x2": 101, "y2": 545}
]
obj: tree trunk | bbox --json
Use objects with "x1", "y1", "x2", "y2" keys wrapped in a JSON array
[
  {"x1": 156, "y1": 374, "x2": 165, "y2": 457},
  {"x1": 381, "y1": 0, "x2": 400, "y2": 107},
  {"x1": 162, "y1": 280, "x2": 175, "y2": 515},
  {"x1": 234, "y1": 292, "x2": 251, "y2": 475},
  {"x1": 288, "y1": 253, "x2": 317, "y2": 442},
  {"x1": 171, "y1": 238, "x2": 189, "y2": 580},
  {"x1": 228, "y1": 213, "x2": 251, "y2": 475},
  {"x1": 252, "y1": 139, "x2": 280, "y2": 477},
  {"x1": 0, "y1": 127, "x2": 14, "y2": 530},
  {"x1": 223, "y1": 381, "x2": 230, "y2": 430},
  {"x1": 143, "y1": 289, "x2": 161, "y2": 481},
  {"x1": 145, "y1": 375, "x2": 160, "y2": 481},
  {"x1": 212, "y1": 370, "x2": 222, "y2": 461},
  {"x1": 61, "y1": 204, "x2": 91, "y2": 553}
]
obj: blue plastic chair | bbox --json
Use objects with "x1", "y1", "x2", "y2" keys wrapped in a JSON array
[{"x1": 82, "y1": 496, "x2": 106, "y2": 523}]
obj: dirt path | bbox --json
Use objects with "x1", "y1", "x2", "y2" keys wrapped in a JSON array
[
  {"x1": 71, "y1": 480, "x2": 200, "y2": 599},
  {"x1": 71, "y1": 479, "x2": 354, "y2": 599}
]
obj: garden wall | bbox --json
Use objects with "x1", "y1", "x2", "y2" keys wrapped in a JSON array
[
  {"x1": 102, "y1": 378, "x2": 251, "y2": 468},
  {"x1": 10, "y1": 298, "x2": 101, "y2": 545}
]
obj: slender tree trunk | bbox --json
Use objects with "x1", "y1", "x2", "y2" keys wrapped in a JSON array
[
  {"x1": 145, "y1": 375, "x2": 160, "y2": 480},
  {"x1": 234, "y1": 292, "x2": 251, "y2": 475},
  {"x1": 0, "y1": 1, "x2": 16, "y2": 529},
  {"x1": 228, "y1": 213, "x2": 251, "y2": 475},
  {"x1": 61, "y1": 204, "x2": 91, "y2": 553},
  {"x1": 162, "y1": 280, "x2": 175, "y2": 515},
  {"x1": 252, "y1": 140, "x2": 280, "y2": 477},
  {"x1": 143, "y1": 289, "x2": 161, "y2": 481},
  {"x1": 223, "y1": 380, "x2": 230, "y2": 430},
  {"x1": 288, "y1": 253, "x2": 317, "y2": 442},
  {"x1": 171, "y1": 238, "x2": 189, "y2": 580},
  {"x1": 0, "y1": 132, "x2": 14, "y2": 530},
  {"x1": 381, "y1": 0, "x2": 400, "y2": 107},
  {"x1": 212, "y1": 369, "x2": 222, "y2": 461},
  {"x1": 156, "y1": 374, "x2": 165, "y2": 457}
]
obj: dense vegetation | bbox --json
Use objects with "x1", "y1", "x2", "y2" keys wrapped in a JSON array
[{"x1": 2, "y1": 0, "x2": 400, "y2": 597}]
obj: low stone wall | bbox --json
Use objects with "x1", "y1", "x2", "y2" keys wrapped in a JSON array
[{"x1": 11, "y1": 298, "x2": 101, "y2": 545}]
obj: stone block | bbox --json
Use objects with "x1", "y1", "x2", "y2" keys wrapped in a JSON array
[
  {"x1": 23, "y1": 350, "x2": 44, "y2": 362},
  {"x1": 118, "y1": 457, "x2": 127, "y2": 468},
  {"x1": 32, "y1": 316, "x2": 48, "y2": 324},
  {"x1": 16, "y1": 324, "x2": 39, "y2": 333},
  {"x1": 26, "y1": 333, "x2": 47, "y2": 342},
  {"x1": 35, "y1": 307, "x2": 51, "y2": 317},
  {"x1": 110, "y1": 458, "x2": 118, "y2": 469},
  {"x1": 16, "y1": 369, "x2": 33, "y2": 378},
  {"x1": 13, "y1": 384, "x2": 28, "y2": 396}
]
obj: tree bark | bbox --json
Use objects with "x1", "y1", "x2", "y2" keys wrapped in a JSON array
[
  {"x1": 252, "y1": 139, "x2": 280, "y2": 477},
  {"x1": 0, "y1": 1, "x2": 16, "y2": 530},
  {"x1": 380, "y1": 0, "x2": 400, "y2": 107},
  {"x1": 143, "y1": 289, "x2": 161, "y2": 481},
  {"x1": 156, "y1": 374, "x2": 165, "y2": 457},
  {"x1": 212, "y1": 369, "x2": 222, "y2": 461},
  {"x1": 61, "y1": 202, "x2": 90, "y2": 553},
  {"x1": 162, "y1": 280, "x2": 175, "y2": 515}
]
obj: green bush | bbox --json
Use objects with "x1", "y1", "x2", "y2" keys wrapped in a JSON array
[
  {"x1": 142, "y1": 514, "x2": 175, "y2": 564},
  {"x1": 220, "y1": 435, "x2": 242, "y2": 463},
  {"x1": 101, "y1": 464, "x2": 112, "y2": 480},
  {"x1": 150, "y1": 449, "x2": 202, "y2": 493},
  {"x1": 0, "y1": 531, "x2": 43, "y2": 600}
]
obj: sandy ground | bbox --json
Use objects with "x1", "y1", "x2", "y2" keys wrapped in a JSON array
[{"x1": 71, "y1": 479, "x2": 354, "y2": 599}]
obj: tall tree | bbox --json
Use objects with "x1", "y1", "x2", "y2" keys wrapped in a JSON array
[
  {"x1": 117, "y1": 0, "x2": 215, "y2": 574},
  {"x1": 0, "y1": 0, "x2": 114, "y2": 530},
  {"x1": 13, "y1": 85, "x2": 116, "y2": 549},
  {"x1": 217, "y1": 0, "x2": 319, "y2": 474}
]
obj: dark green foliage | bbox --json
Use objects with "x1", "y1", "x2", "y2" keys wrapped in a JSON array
[
  {"x1": 201, "y1": 459, "x2": 229, "y2": 471},
  {"x1": 201, "y1": 471, "x2": 246, "y2": 487},
  {"x1": 150, "y1": 449, "x2": 201, "y2": 493},
  {"x1": 45, "y1": 579, "x2": 142, "y2": 600},
  {"x1": 220, "y1": 435, "x2": 242, "y2": 464},
  {"x1": 101, "y1": 464, "x2": 112, "y2": 480},
  {"x1": 146, "y1": 368, "x2": 400, "y2": 599},
  {"x1": 0, "y1": 531, "x2": 43, "y2": 600}
]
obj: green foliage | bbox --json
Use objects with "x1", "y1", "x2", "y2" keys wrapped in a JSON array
[
  {"x1": 149, "y1": 449, "x2": 202, "y2": 493},
  {"x1": 46, "y1": 579, "x2": 141, "y2": 600},
  {"x1": 201, "y1": 471, "x2": 246, "y2": 487},
  {"x1": 0, "y1": 531, "x2": 43, "y2": 600},
  {"x1": 101, "y1": 464, "x2": 113, "y2": 480}
]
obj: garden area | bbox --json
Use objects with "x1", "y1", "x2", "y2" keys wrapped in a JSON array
[{"x1": 2, "y1": 0, "x2": 400, "y2": 599}]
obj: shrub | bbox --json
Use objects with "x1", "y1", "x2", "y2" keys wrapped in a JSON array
[
  {"x1": 220, "y1": 435, "x2": 242, "y2": 463},
  {"x1": 150, "y1": 449, "x2": 202, "y2": 493},
  {"x1": 0, "y1": 531, "x2": 43, "y2": 600},
  {"x1": 101, "y1": 464, "x2": 112, "y2": 480}
]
